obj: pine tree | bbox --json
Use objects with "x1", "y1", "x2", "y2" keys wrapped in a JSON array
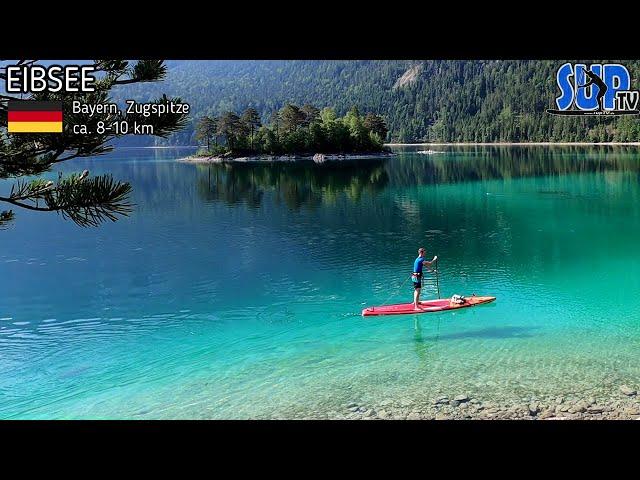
[
  {"x1": 279, "y1": 104, "x2": 305, "y2": 134},
  {"x1": 216, "y1": 112, "x2": 243, "y2": 151},
  {"x1": 300, "y1": 104, "x2": 320, "y2": 126},
  {"x1": 363, "y1": 113, "x2": 389, "y2": 140},
  {"x1": 240, "y1": 108, "x2": 261, "y2": 151},
  {"x1": 195, "y1": 116, "x2": 217, "y2": 152}
]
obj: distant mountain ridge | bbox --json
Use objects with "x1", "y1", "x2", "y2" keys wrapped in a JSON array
[{"x1": 111, "y1": 60, "x2": 640, "y2": 145}]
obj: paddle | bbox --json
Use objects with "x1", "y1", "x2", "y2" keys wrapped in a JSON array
[{"x1": 435, "y1": 257, "x2": 440, "y2": 299}]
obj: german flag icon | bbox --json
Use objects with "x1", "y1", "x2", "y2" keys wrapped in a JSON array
[{"x1": 8, "y1": 101, "x2": 63, "y2": 133}]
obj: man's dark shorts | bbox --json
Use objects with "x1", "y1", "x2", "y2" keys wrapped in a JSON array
[{"x1": 413, "y1": 281, "x2": 422, "y2": 289}]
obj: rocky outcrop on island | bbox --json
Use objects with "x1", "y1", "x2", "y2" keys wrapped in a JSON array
[{"x1": 178, "y1": 151, "x2": 396, "y2": 164}]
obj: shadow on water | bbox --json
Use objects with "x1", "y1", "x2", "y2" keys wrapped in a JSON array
[
  {"x1": 418, "y1": 325, "x2": 537, "y2": 342},
  {"x1": 412, "y1": 321, "x2": 537, "y2": 363}
]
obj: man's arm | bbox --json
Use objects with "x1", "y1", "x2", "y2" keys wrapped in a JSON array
[{"x1": 423, "y1": 255, "x2": 438, "y2": 266}]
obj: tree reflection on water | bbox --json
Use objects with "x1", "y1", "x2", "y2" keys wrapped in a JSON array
[
  {"x1": 194, "y1": 146, "x2": 640, "y2": 209},
  {"x1": 196, "y1": 158, "x2": 389, "y2": 210}
]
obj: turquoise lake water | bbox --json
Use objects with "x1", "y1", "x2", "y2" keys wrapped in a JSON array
[{"x1": 1, "y1": 145, "x2": 640, "y2": 419}]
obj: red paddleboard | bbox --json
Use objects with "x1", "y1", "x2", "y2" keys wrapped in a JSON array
[{"x1": 361, "y1": 295, "x2": 496, "y2": 317}]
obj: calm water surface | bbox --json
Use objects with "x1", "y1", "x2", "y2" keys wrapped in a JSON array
[{"x1": 1, "y1": 145, "x2": 639, "y2": 418}]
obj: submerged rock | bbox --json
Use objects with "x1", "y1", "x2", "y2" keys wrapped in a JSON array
[
  {"x1": 332, "y1": 391, "x2": 640, "y2": 420},
  {"x1": 569, "y1": 405, "x2": 586, "y2": 414},
  {"x1": 620, "y1": 385, "x2": 637, "y2": 396}
]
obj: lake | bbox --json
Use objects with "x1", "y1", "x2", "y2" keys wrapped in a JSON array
[{"x1": 1, "y1": 145, "x2": 639, "y2": 419}]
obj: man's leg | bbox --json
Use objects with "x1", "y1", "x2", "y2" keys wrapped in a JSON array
[{"x1": 414, "y1": 286, "x2": 421, "y2": 310}]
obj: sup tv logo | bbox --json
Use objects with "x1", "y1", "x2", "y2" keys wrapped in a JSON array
[{"x1": 547, "y1": 63, "x2": 640, "y2": 116}]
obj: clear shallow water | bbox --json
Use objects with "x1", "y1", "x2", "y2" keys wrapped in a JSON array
[{"x1": 1, "y1": 145, "x2": 640, "y2": 419}]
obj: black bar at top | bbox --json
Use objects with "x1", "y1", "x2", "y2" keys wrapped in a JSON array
[{"x1": 8, "y1": 101, "x2": 63, "y2": 112}]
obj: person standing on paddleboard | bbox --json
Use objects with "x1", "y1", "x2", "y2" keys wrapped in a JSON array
[{"x1": 412, "y1": 247, "x2": 437, "y2": 311}]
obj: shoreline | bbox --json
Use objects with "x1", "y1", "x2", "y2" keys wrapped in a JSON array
[
  {"x1": 386, "y1": 142, "x2": 640, "y2": 146},
  {"x1": 330, "y1": 385, "x2": 640, "y2": 420},
  {"x1": 178, "y1": 151, "x2": 396, "y2": 164}
]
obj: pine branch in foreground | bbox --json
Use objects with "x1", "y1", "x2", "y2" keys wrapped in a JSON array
[{"x1": 0, "y1": 171, "x2": 133, "y2": 228}]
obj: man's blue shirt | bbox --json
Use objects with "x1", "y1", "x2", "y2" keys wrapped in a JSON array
[{"x1": 413, "y1": 256, "x2": 424, "y2": 274}]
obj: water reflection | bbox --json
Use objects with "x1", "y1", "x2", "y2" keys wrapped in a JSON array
[
  {"x1": 192, "y1": 147, "x2": 640, "y2": 208},
  {"x1": 195, "y1": 159, "x2": 389, "y2": 209},
  {"x1": 386, "y1": 146, "x2": 640, "y2": 186},
  {"x1": 413, "y1": 316, "x2": 441, "y2": 364}
]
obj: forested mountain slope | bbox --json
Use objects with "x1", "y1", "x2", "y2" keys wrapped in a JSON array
[{"x1": 112, "y1": 60, "x2": 640, "y2": 145}]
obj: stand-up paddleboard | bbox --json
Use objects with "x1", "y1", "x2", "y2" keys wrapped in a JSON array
[{"x1": 361, "y1": 295, "x2": 496, "y2": 317}]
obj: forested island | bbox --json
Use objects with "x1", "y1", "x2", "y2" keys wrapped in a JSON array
[{"x1": 186, "y1": 103, "x2": 391, "y2": 162}]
